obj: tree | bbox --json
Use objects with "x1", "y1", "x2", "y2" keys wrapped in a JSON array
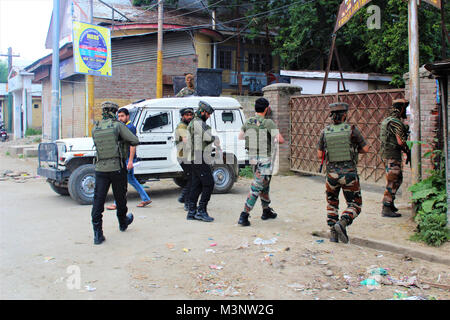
[{"x1": 0, "y1": 60, "x2": 8, "y2": 83}]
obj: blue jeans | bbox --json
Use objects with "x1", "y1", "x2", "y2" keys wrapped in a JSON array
[{"x1": 126, "y1": 159, "x2": 151, "y2": 202}]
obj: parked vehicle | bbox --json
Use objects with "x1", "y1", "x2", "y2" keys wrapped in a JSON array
[
  {"x1": 38, "y1": 96, "x2": 248, "y2": 205},
  {"x1": 0, "y1": 122, "x2": 8, "y2": 142}
]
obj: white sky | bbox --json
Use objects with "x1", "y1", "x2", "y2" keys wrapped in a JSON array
[{"x1": 0, "y1": 0, "x2": 53, "y2": 68}]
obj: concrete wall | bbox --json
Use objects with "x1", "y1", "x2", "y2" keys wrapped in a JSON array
[
  {"x1": 290, "y1": 78, "x2": 368, "y2": 94},
  {"x1": 228, "y1": 95, "x2": 259, "y2": 120}
]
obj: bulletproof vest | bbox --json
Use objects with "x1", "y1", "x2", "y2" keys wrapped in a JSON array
[
  {"x1": 324, "y1": 123, "x2": 354, "y2": 163},
  {"x1": 175, "y1": 121, "x2": 188, "y2": 146},
  {"x1": 380, "y1": 116, "x2": 403, "y2": 160},
  {"x1": 244, "y1": 116, "x2": 272, "y2": 158},
  {"x1": 92, "y1": 119, "x2": 121, "y2": 161}
]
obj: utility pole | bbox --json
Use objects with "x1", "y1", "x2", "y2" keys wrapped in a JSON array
[
  {"x1": 441, "y1": 0, "x2": 447, "y2": 59},
  {"x1": 408, "y1": 0, "x2": 422, "y2": 185},
  {"x1": 212, "y1": 8, "x2": 217, "y2": 69},
  {"x1": 156, "y1": 0, "x2": 163, "y2": 98},
  {"x1": 87, "y1": 0, "x2": 95, "y2": 136},
  {"x1": 235, "y1": 0, "x2": 242, "y2": 95},
  {"x1": 51, "y1": 0, "x2": 61, "y2": 141},
  {"x1": 0, "y1": 47, "x2": 19, "y2": 133}
]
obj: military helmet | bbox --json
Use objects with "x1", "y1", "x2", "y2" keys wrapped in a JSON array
[
  {"x1": 197, "y1": 100, "x2": 214, "y2": 114},
  {"x1": 329, "y1": 102, "x2": 349, "y2": 113},
  {"x1": 101, "y1": 101, "x2": 119, "y2": 113},
  {"x1": 392, "y1": 98, "x2": 409, "y2": 109},
  {"x1": 180, "y1": 107, "x2": 194, "y2": 116}
]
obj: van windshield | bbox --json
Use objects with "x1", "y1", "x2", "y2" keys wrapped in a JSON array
[{"x1": 129, "y1": 108, "x2": 138, "y2": 125}]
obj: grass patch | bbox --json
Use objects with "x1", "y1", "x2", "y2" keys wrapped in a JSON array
[
  {"x1": 25, "y1": 128, "x2": 42, "y2": 137},
  {"x1": 239, "y1": 165, "x2": 254, "y2": 179}
]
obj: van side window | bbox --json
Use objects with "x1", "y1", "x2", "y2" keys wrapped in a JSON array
[
  {"x1": 142, "y1": 112, "x2": 171, "y2": 132},
  {"x1": 214, "y1": 109, "x2": 243, "y2": 132}
]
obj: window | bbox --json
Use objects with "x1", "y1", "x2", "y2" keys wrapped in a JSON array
[
  {"x1": 142, "y1": 112, "x2": 171, "y2": 132},
  {"x1": 221, "y1": 111, "x2": 234, "y2": 123},
  {"x1": 219, "y1": 50, "x2": 232, "y2": 70},
  {"x1": 34, "y1": 104, "x2": 39, "y2": 109},
  {"x1": 248, "y1": 53, "x2": 272, "y2": 72},
  {"x1": 214, "y1": 110, "x2": 243, "y2": 132}
]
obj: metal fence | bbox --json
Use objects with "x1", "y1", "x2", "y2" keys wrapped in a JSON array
[{"x1": 290, "y1": 89, "x2": 405, "y2": 185}]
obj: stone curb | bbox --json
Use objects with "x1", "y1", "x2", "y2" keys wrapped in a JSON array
[{"x1": 312, "y1": 230, "x2": 450, "y2": 266}]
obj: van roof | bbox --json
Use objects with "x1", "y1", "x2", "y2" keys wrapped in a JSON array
[{"x1": 123, "y1": 96, "x2": 243, "y2": 110}]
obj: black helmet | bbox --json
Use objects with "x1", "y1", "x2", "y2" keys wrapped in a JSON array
[{"x1": 180, "y1": 107, "x2": 194, "y2": 116}]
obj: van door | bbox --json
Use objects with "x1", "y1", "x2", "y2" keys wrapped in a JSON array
[
  {"x1": 212, "y1": 108, "x2": 246, "y2": 164},
  {"x1": 134, "y1": 109, "x2": 179, "y2": 174}
]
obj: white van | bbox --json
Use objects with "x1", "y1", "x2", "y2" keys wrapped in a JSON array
[{"x1": 37, "y1": 96, "x2": 248, "y2": 205}]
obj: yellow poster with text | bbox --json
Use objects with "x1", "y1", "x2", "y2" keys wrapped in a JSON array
[{"x1": 72, "y1": 21, "x2": 112, "y2": 77}]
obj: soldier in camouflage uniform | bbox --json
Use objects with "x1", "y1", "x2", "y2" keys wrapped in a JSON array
[
  {"x1": 90, "y1": 102, "x2": 139, "y2": 245},
  {"x1": 176, "y1": 73, "x2": 196, "y2": 97},
  {"x1": 238, "y1": 98, "x2": 285, "y2": 227},
  {"x1": 380, "y1": 98, "x2": 410, "y2": 218},
  {"x1": 186, "y1": 101, "x2": 220, "y2": 222},
  {"x1": 317, "y1": 102, "x2": 369, "y2": 243},
  {"x1": 175, "y1": 107, "x2": 195, "y2": 213}
]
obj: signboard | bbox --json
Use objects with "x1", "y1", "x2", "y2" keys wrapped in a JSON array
[
  {"x1": 72, "y1": 21, "x2": 112, "y2": 77},
  {"x1": 422, "y1": 0, "x2": 441, "y2": 9},
  {"x1": 334, "y1": 0, "x2": 373, "y2": 32}
]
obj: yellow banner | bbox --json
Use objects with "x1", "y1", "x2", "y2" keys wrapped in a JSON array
[
  {"x1": 422, "y1": 0, "x2": 441, "y2": 9},
  {"x1": 72, "y1": 21, "x2": 112, "y2": 77},
  {"x1": 334, "y1": 0, "x2": 373, "y2": 32}
]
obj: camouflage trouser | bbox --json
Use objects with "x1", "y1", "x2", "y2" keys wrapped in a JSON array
[
  {"x1": 382, "y1": 159, "x2": 403, "y2": 206},
  {"x1": 244, "y1": 159, "x2": 272, "y2": 213},
  {"x1": 326, "y1": 167, "x2": 362, "y2": 227}
]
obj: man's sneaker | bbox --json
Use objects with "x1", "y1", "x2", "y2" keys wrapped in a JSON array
[
  {"x1": 119, "y1": 213, "x2": 134, "y2": 231},
  {"x1": 330, "y1": 228, "x2": 339, "y2": 243},
  {"x1": 238, "y1": 212, "x2": 251, "y2": 227},
  {"x1": 261, "y1": 207, "x2": 277, "y2": 220},
  {"x1": 194, "y1": 209, "x2": 214, "y2": 222},
  {"x1": 382, "y1": 205, "x2": 402, "y2": 218},
  {"x1": 334, "y1": 220, "x2": 349, "y2": 243}
]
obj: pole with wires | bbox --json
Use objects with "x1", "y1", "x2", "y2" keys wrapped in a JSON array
[
  {"x1": 156, "y1": 0, "x2": 164, "y2": 98},
  {"x1": 51, "y1": 0, "x2": 61, "y2": 141}
]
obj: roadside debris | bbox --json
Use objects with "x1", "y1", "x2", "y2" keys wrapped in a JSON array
[
  {"x1": 84, "y1": 285, "x2": 96, "y2": 292},
  {"x1": 209, "y1": 265, "x2": 224, "y2": 270},
  {"x1": 253, "y1": 237, "x2": 277, "y2": 245}
]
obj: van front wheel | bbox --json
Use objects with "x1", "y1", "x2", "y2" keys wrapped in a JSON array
[{"x1": 212, "y1": 164, "x2": 235, "y2": 194}]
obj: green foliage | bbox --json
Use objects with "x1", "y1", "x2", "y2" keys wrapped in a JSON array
[
  {"x1": 25, "y1": 128, "x2": 42, "y2": 137},
  {"x1": 0, "y1": 59, "x2": 8, "y2": 83},
  {"x1": 239, "y1": 165, "x2": 254, "y2": 178},
  {"x1": 408, "y1": 149, "x2": 449, "y2": 247},
  {"x1": 5, "y1": 151, "x2": 10, "y2": 156}
]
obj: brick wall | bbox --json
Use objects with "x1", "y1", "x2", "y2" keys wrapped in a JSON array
[
  {"x1": 403, "y1": 67, "x2": 441, "y2": 193},
  {"x1": 262, "y1": 84, "x2": 302, "y2": 174}
]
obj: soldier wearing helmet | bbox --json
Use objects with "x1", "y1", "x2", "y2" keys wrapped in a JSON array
[
  {"x1": 379, "y1": 98, "x2": 410, "y2": 218},
  {"x1": 90, "y1": 101, "x2": 139, "y2": 245},
  {"x1": 175, "y1": 107, "x2": 195, "y2": 213},
  {"x1": 185, "y1": 101, "x2": 220, "y2": 222},
  {"x1": 317, "y1": 102, "x2": 369, "y2": 243}
]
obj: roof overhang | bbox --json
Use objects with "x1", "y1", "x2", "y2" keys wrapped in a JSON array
[{"x1": 424, "y1": 59, "x2": 450, "y2": 77}]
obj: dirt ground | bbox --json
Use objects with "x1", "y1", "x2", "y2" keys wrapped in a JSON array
[{"x1": 0, "y1": 138, "x2": 449, "y2": 300}]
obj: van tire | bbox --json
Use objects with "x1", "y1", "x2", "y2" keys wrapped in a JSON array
[
  {"x1": 68, "y1": 164, "x2": 96, "y2": 205},
  {"x1": 48, "y1": 180, "x2": 70, "y2": 196},
  {"x1": 212, "y1": 164, "x2": 235, "y2": 194},
  {"x1": 173, "y1": 177, "x2": 187, "y2": 188}
]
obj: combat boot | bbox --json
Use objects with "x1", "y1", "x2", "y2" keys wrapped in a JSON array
[
  {"x1": 194, "y1": 202, "x2": 214, "y2": 222},
  {"x1": 261, "y1": 207, "x2": 277, "y2": 220},
  {"x1": 382, "y1": 204, "x2": 401, "y2": 218},
  {"x1": 238, "y1": 212, "x2": 251, "y2": 227},
  {"x1": 119, "y1": 213, "x2": 134, "y2": 231},
  {"x1": 390, "y1": 201, "x2": 399, "y2": 212},
  {"x1": 184, "y1": 201, "x2": 189, "y2": 211},
  {"x1": 93, "y1": 222, "x2": 105, "y2": 245},
  {"x1": 178, "y1": 187, "x2": 187, "y2": 203},
  {"x1": 334, "y1": 218, "x2": 349, "y2": 243},
  {"x1": 330, "y1": 228, "x2": 339, "y2": 243},
  {"x1": 187, "y1": 202, "x2": 197, "y2": 220}
]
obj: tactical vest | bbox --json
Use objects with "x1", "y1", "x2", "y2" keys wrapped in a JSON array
[
  {"x1": 175, "y1": 121, "x2": 188, "y2": 159},
  {"x1": 93, "y1": 119, "x2": 121, "y2": 161},
  {"x1": 324, "y1": 123, "x2": 355, "y2": 164},
  {"x1": 380, "y1": 116, "x2": 403, "y2": 160},
  {"x1": 244, "y1": 116, "x2": 272, "y2": 158}
]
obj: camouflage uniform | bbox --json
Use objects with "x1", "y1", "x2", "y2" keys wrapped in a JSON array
[
  {"x1": 176, "y1": 86, "x2": 196, "y2": 97},
  {"x1": 380, "y1": 99, "x2": 409, "y2": 217},
  {"x1": 318, "y1": 103, "x2": 367, "y2": 242},
  {"x1": 241, "y1": 115, "x2": 278, "y2": 214}
]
